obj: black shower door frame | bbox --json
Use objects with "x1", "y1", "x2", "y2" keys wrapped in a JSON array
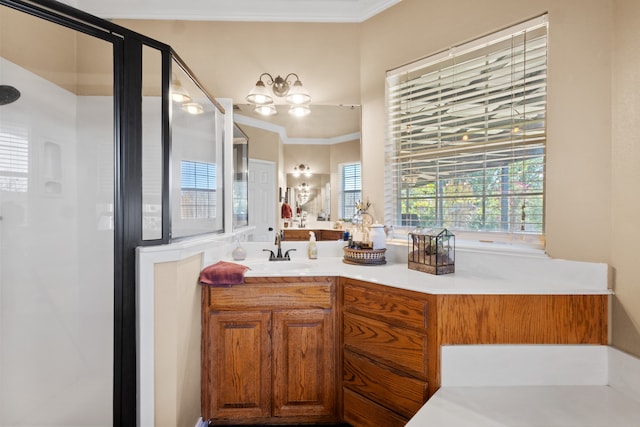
[{"x1": 0, "y1": 1, "x2": 173, "y2": 426}]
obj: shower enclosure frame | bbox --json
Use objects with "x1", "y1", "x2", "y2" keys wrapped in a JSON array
[{"x1": 0, "y1": 1, "x2": 209, "y2": 425}]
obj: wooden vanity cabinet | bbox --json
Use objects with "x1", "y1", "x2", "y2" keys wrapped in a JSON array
[
  {"x1": 283, "y1": 229, "x2": 344, "y2": 241},
  {"x1": 201, "y1": 276, "x2": 338, "y2": 425},
  {"x1": 340, "y1": 278, "x2": 437, "y2": 427}
]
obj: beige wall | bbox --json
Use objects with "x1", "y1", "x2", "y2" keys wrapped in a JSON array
[
  {"x1": 154, "y1": 255, "x2": 203, "y2": 427},
  {"x1": 0, "y1": 6, "x2": 77, "y2": 92},
  {"x1": 245, "y1": 125, "x2": 281, "y2": 164},
  {"x1": 284, "y1": 144, "x2": 332, "y2": 174},
  {"x1": 611, "y1": 0, "x2": 640, "y2": 357},
  {"x1": 115, "y1": 20, "x2": 361, "y2": 106}
]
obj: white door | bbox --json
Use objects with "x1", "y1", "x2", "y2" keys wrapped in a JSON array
[{"x1": 248, "y1": 159, "x2": 276, "y2": 242}]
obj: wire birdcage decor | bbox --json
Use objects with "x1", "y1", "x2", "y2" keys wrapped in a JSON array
[{"x1": 408, "y1": 228, "x2": 455, "y2": 275}]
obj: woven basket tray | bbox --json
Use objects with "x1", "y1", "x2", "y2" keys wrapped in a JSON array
[{"x1": 343, "y1": 247, "x2": 386, "y2": 265}]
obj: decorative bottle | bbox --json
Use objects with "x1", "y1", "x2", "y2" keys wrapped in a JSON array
[
  {"x1": 232, "y1": 239, "x2": 247, "y2": 261},
  {"x1": 308, "y1": 231, "x2": 318, "y2": 259},
  {"x1": 370, "y1": 224, "x2": 386, "y2": 250}
]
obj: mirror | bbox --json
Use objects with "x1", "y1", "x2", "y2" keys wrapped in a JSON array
[
  {"x1": 235, "y1": 104, "x2": 361, "y2": 239},
  {"x1": 232, "y1": 124, "x2": 249, "y2": 229},
  {"x1": 286, "y1": 173, "x2": 331, "y2": 220}
]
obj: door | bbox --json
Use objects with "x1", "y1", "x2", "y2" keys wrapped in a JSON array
[
  {"x1": 248, "y1": 159, "x2": 276, "y2": 242},
  {"x1": 204, "y1": 310, "x2": 272, "y2": 421},
  {"x1": 272, "y1": 309, "x2": 336, "y2": 419}
]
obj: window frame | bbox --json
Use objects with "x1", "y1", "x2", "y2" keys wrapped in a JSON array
[
  {"x1": 339, "y1": 161, "x2": 361, "y2": 220},
  {"x1": 385, "y1": 15, "x2": 548, "y2": 248},
  {"x1": 180, "y1": 159, "x2": 218, "y2": 220}
]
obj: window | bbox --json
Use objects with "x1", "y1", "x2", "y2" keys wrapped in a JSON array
[
  {"x1": 386, "y1": 16, "x2": 547, "y2": 238},
  {"x1": 180, "y1": 160, "x2": 217, "y2": 219},
  {"x1": 0, "y1": 125, "x2": 28, "y2": 193},
  {"x1": 339, "y1": 162, "x2": 361, "y2": 219}
]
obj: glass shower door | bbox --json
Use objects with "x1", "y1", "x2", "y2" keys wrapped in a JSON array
[{"x1": 0, "y1": 5, "x2": 114, "y2": 426}]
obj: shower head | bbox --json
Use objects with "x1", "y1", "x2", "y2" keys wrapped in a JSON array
[{"x1": 0, "y1": 85, "x2": 21, "y2": 105}]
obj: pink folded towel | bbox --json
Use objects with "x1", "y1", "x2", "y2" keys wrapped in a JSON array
[{"x1": 199, "y1": 261, "x2": 250, "y2": 287}]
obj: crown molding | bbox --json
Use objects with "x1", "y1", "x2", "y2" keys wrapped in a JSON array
[
  {"x1": 233, "y1": 114, "x2": 360, "y2": 145},
  {"x1": 72, "y1": 0, "x2": 402, "y2": 23}
]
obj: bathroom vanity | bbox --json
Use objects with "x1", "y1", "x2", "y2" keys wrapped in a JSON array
[
  {"x1": 199, "y1": 249, "x2": 609, "y2": 426},
  {"x1": 201, "y1": 276, "x2": 338, "y2": 424}
]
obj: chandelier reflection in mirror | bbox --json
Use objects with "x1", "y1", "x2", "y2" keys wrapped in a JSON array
[
  {"x1": 293, "y1": 163, "x2": 312, "y2": 178},
  {"x1": 297, "y1": 182, "x2": 311, "y2": 205},
  {"x1": 246, "y1": 72, "x2": 311, "y2": 117}
]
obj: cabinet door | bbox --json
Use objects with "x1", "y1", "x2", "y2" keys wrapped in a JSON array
[
  {"x1": 203, "y1": 310, "x2": 271, "y2": 421},
  {"x1": 272, "y1": 309, "x2": 336, "y2": 419}
]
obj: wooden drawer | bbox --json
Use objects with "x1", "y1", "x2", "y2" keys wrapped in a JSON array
[
  {"x1": 343, "y1": 388, "x2": 408, "y2": 427},
  {"x1": 343, "y1": 312, "x2": 427, "y2": 379},
  {"x1": 343, "y1": 350, "x2": 427, "y2": 418},
  {"x1": 283, "y1": 229, "x2": 345, "y2": 241},
  {"x1": 342, "y1": 278, "x2": 428, "y2": 330},
  {"x1": 282, "y1": 229, "x2": 312, "y2": 241},
  {"x1": 319, "y1": 229, "x2": 344, "y2": 241},
  {"x1": 204, "y1": 277, "x2": 334, "y2": 311}
]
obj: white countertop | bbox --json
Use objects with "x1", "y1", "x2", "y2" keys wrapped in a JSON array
[
  {"x1": 235, "y1": 242, "x2": 610, "y2": 295},
  {"x1": 406, "y1": 345, "x2": 640, "y2": 427},
  {"x1": 406, "y1": 385, "x2": 640, "y2": 427}
]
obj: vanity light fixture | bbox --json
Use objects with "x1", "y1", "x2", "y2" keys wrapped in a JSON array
[
  {"x1": 289, "y1": 105, "x2": 311, "y2": 117},
  {"x1": 298, "y1": 182, "x2": 311, "y2": 192},
  {"x1": 182, "y1": 102, "x2": 204, "y2": 115},
  {"x1": 293, "y1": 163, "x2": 312, "y2": 178},
  {"x1": 253, "y1": 104, "x2": 277, "y2": 116},
  {"x1": 246, "y1": 72, "x2": 311, "y2": 116},
  {"x1": 171, "y1": 74, "x2": 191, "y2": 104}
]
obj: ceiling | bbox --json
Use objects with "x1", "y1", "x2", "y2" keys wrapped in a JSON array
[
  {"x1": 68, "y1": 0, "x2": 401, "y2": 23},
  {"x1": 60, "y1": 0, "x2": 394, "y2": 142},
  {"x1": 234, "y1": 104, "x2": 361, "y2": 144}
]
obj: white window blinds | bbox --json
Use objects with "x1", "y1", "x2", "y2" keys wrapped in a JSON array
[
  {"x1": 339, "y1": 162, "x2": 361, "y2": 220},
  {"x1": 180, "y1": 160, "x2": 217, "y2": 219},
  {"x1": 386, "y1": 16, "x2": 547, "y2": 235},
  {"x1": 0, "y1": 125, "x2": 28, "y2": 193}
]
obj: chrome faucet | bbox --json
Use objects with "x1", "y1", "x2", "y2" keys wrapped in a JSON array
[{"x1": 263, "y1": 230, "x2": 296, "y2": 261}]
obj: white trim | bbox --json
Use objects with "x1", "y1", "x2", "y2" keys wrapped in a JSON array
[
  {"x1": 234, "y1": 114, "x2": 360, "y2": 145},
  {"x1": 387, "y1": 14, "x2": 548, "y2": 76},
  {"x1": 74, "y1": 0, "x2": 402, "y2": 23},
  {"x1": 285, "y1": 132, "x2": 361, "y2": 145}
]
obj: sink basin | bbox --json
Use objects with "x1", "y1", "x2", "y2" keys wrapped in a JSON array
[{"x1": 243, "y1": 260, "x2": 312, "y2": 273}]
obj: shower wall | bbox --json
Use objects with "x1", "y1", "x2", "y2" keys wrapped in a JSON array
[{"x1": 0, "y1": 57, "x2": 113, "y2": 426}]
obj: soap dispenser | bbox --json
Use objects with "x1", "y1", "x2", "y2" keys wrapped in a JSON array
[{"x1": 308, "y1": 231, "x2": 318, "y2": 259}]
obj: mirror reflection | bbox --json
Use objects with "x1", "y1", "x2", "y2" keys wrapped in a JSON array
[
  {"x1": 235, "y1": 104, "x2": 361, "y2": 240},
  {"x1": 233, "y1": 124, "x2": 249, "y2": 229}
]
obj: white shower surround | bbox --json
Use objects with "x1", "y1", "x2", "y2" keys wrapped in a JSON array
[{"x1": 0, "y1": 58, "x2": 113, "y2": 426}]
